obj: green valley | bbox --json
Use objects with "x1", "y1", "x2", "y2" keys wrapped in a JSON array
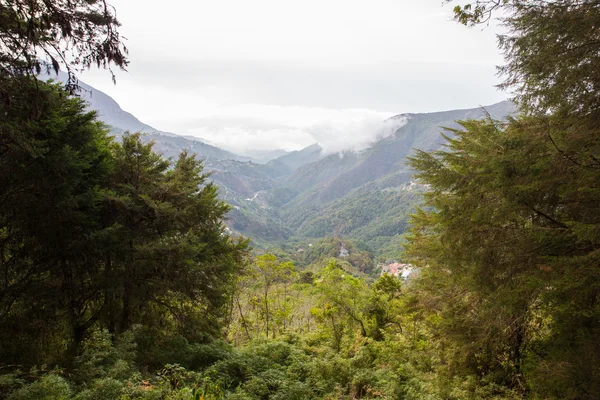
[{"x1": 1, "y1": 0, "x2": 599, "y2": 399}]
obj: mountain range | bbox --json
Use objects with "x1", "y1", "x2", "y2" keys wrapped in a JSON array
[{"x1": 47, "y1": 72, "x2": 514, "y2": 251}]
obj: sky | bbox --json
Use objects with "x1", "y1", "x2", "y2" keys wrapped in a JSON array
[{"x1": 78, "y1": 0, "x2": 507, "y2": 154}]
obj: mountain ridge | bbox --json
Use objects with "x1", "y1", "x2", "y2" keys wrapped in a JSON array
[
  {"x1": 42, "y1": 72, "x2": 514, "y2": 249},
  {"x1": 42, "y1": 71, "x2": 253, "y2": 162}
]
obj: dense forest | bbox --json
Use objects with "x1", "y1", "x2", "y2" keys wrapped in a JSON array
[{"x1": 1, "y1": 0, "x2": 599, "y2": 399}]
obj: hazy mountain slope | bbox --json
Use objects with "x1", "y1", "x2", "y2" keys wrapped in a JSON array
[
  {"x1": 43, "y1": 71, "x2": 157, "y2": 133},
  {"x1": 41, "y1": 73, "x2": 294, "y2": 241},
  {"x1": 273, "y1": 143, "x2": 323, "y2": 170},
  {"x1": 202, "y1": 159, "x2": 293, "y2": 242},
  {"x1": 283, "y1": 151, "x2": 362, "y2": 195},
  {"x1": 285, "y1": 101, "x2": 514, "y2": 208},
  {"x1": 274, "y1": 101, "x2": 516, "y2": 249},
  {"x1": 41, "y1": 72, "x2": 515, "y2": 248},
  {"x1": 42, "y1": 72, "x2": 250, "y2": 162},
  {"x1": 106, "y1": 126, "x2": 248, "y2": 162},
  {"x1": 244, "y1": 149, "x2": 291, "y2": 164},
  {"x1": 205, "y1": 159, "x2": 290, "y2": 201},
  {"x1": 92, "y1": 79, "x2": 515, "y2": 248}
]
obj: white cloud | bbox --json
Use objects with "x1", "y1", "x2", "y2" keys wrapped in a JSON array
[
  {"x1": 306, "y1": 116, "x2": 407, "y2": 154},
  {"x1": 180, "y1": 105, "x2": 398, "y2": 154},
  {"x1": 74, "y1": 0, "x2": 507, "y2": 153}
]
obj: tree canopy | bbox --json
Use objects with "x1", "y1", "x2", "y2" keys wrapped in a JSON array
[
  {"x1": 403, "y1": 2, "x2": 600, "y2": 397},
  {"x1": 0, "y1": 78, "x2": 249, "y2": 367},
  {"x1": 1, "y1": 0, "x2": 600, "y2": 398},
  {"x1": 450, "y1": 0, "x2": 600, "y2": 115},
  {"x1": 0, "y1": 0, "x2": 128, "y2": 91}
]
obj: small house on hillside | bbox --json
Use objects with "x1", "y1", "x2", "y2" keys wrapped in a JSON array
[
  {"x1": 381, "y1": 262, "x2": 416, "y2": 280},
  {"x1": 339, "y1": 245, "x2": 349, "y2": 258}
]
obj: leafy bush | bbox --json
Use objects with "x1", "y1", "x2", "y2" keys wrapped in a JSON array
[
  {"x1": 8, "y1": 374, "x2": 71, "y2": 400},
  {"x1": 73, "y1": 329, "x2": 135, "y2": 384},
  {"x1": 72, "y1": 378, "x2": 124, "y2": 400}
]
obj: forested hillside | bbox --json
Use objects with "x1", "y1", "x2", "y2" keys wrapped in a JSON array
[
  {"x1": 47, "y1": 70, "x2": 515, "y2": 250},
  {"x1": 1, "y1": 0, "x2": 599, "y2": 399}
]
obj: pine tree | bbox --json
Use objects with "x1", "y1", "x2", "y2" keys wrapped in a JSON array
[
  {"x1": 99, "y1": 133, "x2": 249, "y2": 341},
  {"x1": 407, "y1": 114, "x2": 600, "y2": 397},
  {"x1": 0, "y1": 82, "x2": 249, "y2": 367},
  {"x1": 0, "y1": 77, "x2": 113, "y2": 364},
  {"x1": 0, "y1": 0, "x2": 128, "y2": 91}
]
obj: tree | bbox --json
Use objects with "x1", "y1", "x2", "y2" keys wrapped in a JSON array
[
  {"x1": 248, "y1": 254, "x2": 295, "y2": 338},
  {"x1": 407, "y1": 114, "x2": 600, "y2": 397},
  {"x1": 0, "y1": 0, "x2": 128, "y2": 90},
  {"x1": 400, "y1": 3, "x2": 600, "y2": 396},
  {"x1": 0, "y1": 78, "x2": 113, "y2": 364},
  {"x1": 448, "y1": 1, "x2": 600, "y2": 115},
  {"x1": 99, "y1": 133, "x2": 249, "y2": 340},
  {"x1": 311, "y1": 260, "x2": 373, "y2": 350},
  {"x1": 368, "y1": 274, "x2": 403, "y2": 341},
  {"x1": 0, "y1": 80, "x2": 249, "y2": 366}
]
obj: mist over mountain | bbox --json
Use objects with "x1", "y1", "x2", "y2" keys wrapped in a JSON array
[
  {"x1": 270, "y1": 100, "x2": 516, "y2": 249},
  {"x1": 205, "y1": 100, "x2": 514, "y2": 247},
  {"x1": 47, "y1": 73, "x2": 512, "y2": 248}
]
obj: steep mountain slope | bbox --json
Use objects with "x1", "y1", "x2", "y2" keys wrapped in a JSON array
[
  {"x1": 286, "y1": 101, "x2": 514, "y2": 207},
  {"x1": 41, "y1": 71, "x2": 515, "y2": 249},
  {"x1": 272, "y1": 101, "x2": 516, "y2": 249},
  {"x1": 107, "y1": 126, "x2": 248, "y2": 161},
  {"x1": 244, "y1": 149, "x2": 291, "y2": 164},
  {"x1": 273, "y1": 143, "x2": 323, "y2": 171},
  {"x1": 39, "y1": 73, "x2": 297, "y2": 241},
  {"x1": 200, "y1": 159, "x2": 294, "y2": 242},
  {"x1": 42, "y1": 71, "x2": 251, "y2": 162}
]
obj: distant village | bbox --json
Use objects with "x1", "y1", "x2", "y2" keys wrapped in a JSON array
[
  {"x1": 295, "y1": 243, "x2": 417, "y2": 280},
  {"x1": 339, "y1": 244, "x2": 417, "y2": 280},
  {"x1": 379, "y1": 261, "x2": 417, "y2": 280}
]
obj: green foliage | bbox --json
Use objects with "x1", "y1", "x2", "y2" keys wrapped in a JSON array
[
  {"x1": 311, "y1": 260, "x2": 371, "y2": 346},
  {"x1": 403, "y1": 2, "x2": 600, "y2": 397},
  {"x1": 2, "y1": 1, "x2": 599, "y2": 398},
  {"x1": 0, "y1": 0, "x2": 128, "y2": 91},
  {"x1": 99, "y1": 132, "x2": 249, "y2": 339},
  {"x1": 229, "y1": 254, "x2": 302, "y2": 344},
  {"x1": 0, "y1": 77, "x2": 114, "y2": 364},
  {"x1": 7, "y1": 374, "x2": 71, "y2": 400},
  {"x1": 447, "y1": 0, "x2": 510, "y2": 25},
  {"x1": 407, "y1": 113, "x2": 600, "y2": 398},
  {"x1": 0, "y1": 77, "x2": 248, "y2": 368},
  {"x1": 450, "y1": 1, "x2": 600, "y2": 116},
  {"x1": 280, "y1": 237, "x2": 376, "y2": 275},
  {"x1": 498, "y1": 1, "x2": 600, "y2": 115},
  {"x1": 72, "y1": 378, "x2": 125, "y2": 400},
  {"x1": 202, "y1": 339, "x2": 400, "y2": 399},
  {"x1": 73, "y1": 329, "x2": 136, "y2": 383}
]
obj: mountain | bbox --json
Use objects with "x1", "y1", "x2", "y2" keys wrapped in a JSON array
[
  {"x1": 42, "y1": 71, "x2": 157, "y2": 133},
  {"x1": 291, "y1": 101, "x2": 514, "y2": 200},
  {"x1": 73, "y1": 72, "x2": 515, "y2": 249},
  {"x1": 42, "y1": 71, "x2": 251, "y2": 162},
  {"x1": 272, "y1": 143, "x2": 323, "y2": 170},
  {"x1": 244, "y1": 101, "x2": 516, "y2": 249},
  {"x1": 242, "y1": 149, "x2": 291, "y2": 164},
  {"x1": 41, "y1": 70, "x2": 515, "y2": 249},
  {"x1": 201, "y1": 159, "x2": 295, "y2": 242}
]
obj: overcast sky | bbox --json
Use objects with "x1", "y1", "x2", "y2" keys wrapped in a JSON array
[{"x1": 79, "y1": 0, "x2": 506, "y2": 153}]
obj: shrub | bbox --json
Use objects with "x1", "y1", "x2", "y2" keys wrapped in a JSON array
[{"x1": 8, "y1": 374, "x2": 71, "y2": 400}]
